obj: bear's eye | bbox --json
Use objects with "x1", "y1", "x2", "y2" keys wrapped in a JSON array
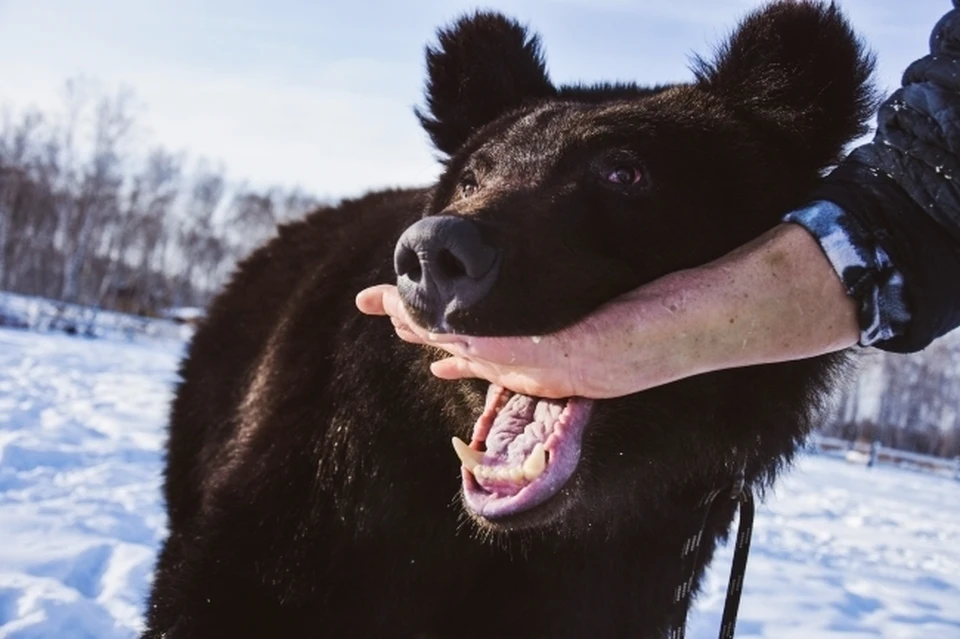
[
  {"x1": 606, "y1": 165, "x2": 643, "y2": 186},
  {"x1": 459, "y1": 171, "x2": 479, "y2": 197}
]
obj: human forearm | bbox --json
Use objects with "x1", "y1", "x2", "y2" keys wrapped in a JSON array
[{"x1": 645, "y1": 222, "x2": 860, "y2": 378}]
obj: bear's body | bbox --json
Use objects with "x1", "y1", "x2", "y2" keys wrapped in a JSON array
[{"x1": 144, "y1": 3, "x2": 874, "y2": 637}]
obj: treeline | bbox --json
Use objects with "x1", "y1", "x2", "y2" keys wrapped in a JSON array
[
  {"x1": 0, "y1": 80, "x2": 321, "y2": 316},
  {"x1": 823, "y1": 331, "x2": 960, "y2": 460}
]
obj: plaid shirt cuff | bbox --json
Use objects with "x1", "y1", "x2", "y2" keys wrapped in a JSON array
[{"x1": 783, "y1": 200, "x2": 911, "y2": 347}]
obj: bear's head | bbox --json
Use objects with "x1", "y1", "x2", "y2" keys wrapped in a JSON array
[{"x1": 395, "y1": 1, "x2": 874, "y2": 531}]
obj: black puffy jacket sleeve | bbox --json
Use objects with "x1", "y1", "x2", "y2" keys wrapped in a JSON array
[{"x1": 803, "y1": 2, "x2": 960, "y2": 352}]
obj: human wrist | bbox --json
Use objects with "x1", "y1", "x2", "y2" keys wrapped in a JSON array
[{"x1": 783, "y1": 200, "x2": 911, "y2": 346}]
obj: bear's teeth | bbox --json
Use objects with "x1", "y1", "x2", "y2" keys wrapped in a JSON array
[
  {"x1": 470, "y1": 463, "x2": 529, "y2": 484},
  {"x1": 459, "y1": 438, "x2": 546, "y2": 485},
  {"x1": 452, "y1": 437, "x2": 484, "y2": 471},
  {"x1": 522, "y1": 443, "x2": 546, "y2": 480}
]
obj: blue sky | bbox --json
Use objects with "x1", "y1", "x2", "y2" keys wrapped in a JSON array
[{"x1": 0, "y1": 0, "x2": 948, "y2": 199}]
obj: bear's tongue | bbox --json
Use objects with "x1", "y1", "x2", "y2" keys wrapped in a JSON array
[{"x1": 452, "y1": 384, "x2": 593, "y2": 520}]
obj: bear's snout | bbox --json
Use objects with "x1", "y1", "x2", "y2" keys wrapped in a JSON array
[{"x1": 394, "y1": 215, "x2": 500, "y2": 330}]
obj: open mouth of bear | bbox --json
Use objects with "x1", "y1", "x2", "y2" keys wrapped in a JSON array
[{"x1": 453, "y1": 384, "x2": 594, "y2": 520}]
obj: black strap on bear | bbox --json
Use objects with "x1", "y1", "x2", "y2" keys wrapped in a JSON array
[{"x1": 666, "y1": 470, "x2": 755, "y2": 639}]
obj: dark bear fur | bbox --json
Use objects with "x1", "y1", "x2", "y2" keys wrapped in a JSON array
[{"x1": 143, "y1": 2, "x2": 875, "y2": 637}]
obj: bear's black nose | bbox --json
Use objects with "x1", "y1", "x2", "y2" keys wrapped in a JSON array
[{"x1": 394, "y1": 215, "x2": 500, "y2": 330}]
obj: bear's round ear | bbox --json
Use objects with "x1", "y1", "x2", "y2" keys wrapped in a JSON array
[
  {"x1": 416, "y1": 12, "x2": 557, "y2": 156},
  {"x1": 693, "y1": 0, "x2": 878, "y2": 168}
]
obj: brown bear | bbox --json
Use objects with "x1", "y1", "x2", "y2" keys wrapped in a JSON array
[{"x1": 143, "y1": 2, "x2": 874, "y2": 637}]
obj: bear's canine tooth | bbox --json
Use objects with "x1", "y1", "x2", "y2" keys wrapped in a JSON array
[
  {"x1": 509, "y1": 467, "x2": 525, "y2": 482},
  {"x1": 522, "y1": 443, "x2": 546, "y2": 480},
  {"x1": 452, "y1": 437, "x2": 484, "y2": 471}
]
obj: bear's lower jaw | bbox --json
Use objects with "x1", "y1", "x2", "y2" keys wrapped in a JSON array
[{"x1": 454, "y1": 384, "x2": 593, "y2": 521}]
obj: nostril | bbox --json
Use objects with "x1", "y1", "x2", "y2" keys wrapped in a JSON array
[
  {"x1": 396, "y1": 246, "x2": 422, "y2": 283},
  {"x1": 393, "y1": 215, "x2": 500, "y2": 318},
  {"x1": 436, "y1": 249, "x2": 467, "y2": 280}
]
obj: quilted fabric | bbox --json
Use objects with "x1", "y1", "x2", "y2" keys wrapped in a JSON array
[{"x1": 797, "y1": 2, "x2": 960, "y2": 352}]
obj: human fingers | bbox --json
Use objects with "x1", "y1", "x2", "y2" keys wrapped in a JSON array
[
  {"x1": 434, "y1": 332, "x2": 566, "y2": 369},
  {"x1": 357, "y1": 285, "x2": 575, "y2": 373},
  {"x1": 356, "y1": 284, "x2": 428, "y2": 344},
  {"x1": 355, "y1": 284, "x2": 394, "y2": 316},
  {"x1": 429, "y1": 357, "x2": 575, "y2": 399},
  {"x1": 390, "y1": 317, "x2": 426, "y2": 344}
]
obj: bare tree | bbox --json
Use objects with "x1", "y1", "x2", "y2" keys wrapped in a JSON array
[
  {"x1": 0, "y1": 78, "x2": 326, "y2": 318},
  {"x1": 60, "y1": 85, "x2": 135, "y2": 304},
  {"x1": 823, "y1": 332, "x2": 960, "y2": 458}
]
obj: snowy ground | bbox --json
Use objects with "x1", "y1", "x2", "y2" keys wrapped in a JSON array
[
  {"x1": 0, "y1": 329, "x2": 181, "y2": 639},
  {"x1": 0, "y1": 328, "x2": 958, "y2": 639},
  {"x1": 688, "y1": 460, "x2": 960, "y2": 638}
]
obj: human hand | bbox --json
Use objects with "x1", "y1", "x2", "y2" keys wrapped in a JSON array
[
  {"x1": 356, "y1": 224, "x2": 860, "y2": 399},
  {"x1": 355, "y1": 283, "x2": 698, "y2": 399}
]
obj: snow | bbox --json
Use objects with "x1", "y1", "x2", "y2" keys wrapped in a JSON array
[
  {"x1": 0, "y1": 328, "x2": 182, "y2": 639},
  {"x1": 0, "y1": 292, "x2": 191, "y2": 343},
  {"x1": 689, "y1": 456, "x2": 960, "y2": 638},
  {"x1": 1, "y1": 328, "x2": 958, "y2": 638}
]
